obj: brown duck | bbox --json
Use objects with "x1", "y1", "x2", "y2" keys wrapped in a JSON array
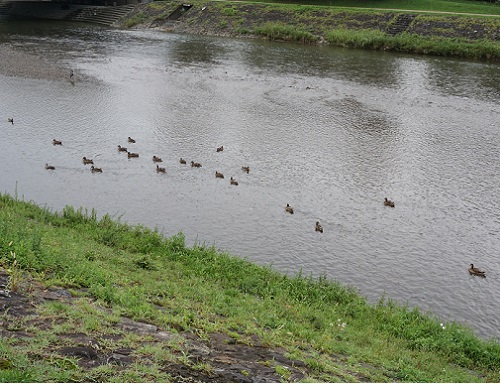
[
  {"x1": 127, "y1": 152, "x2": 139, "y2": 158},
  {"x1": 468, "y1": 264, "x2": 486, "y2": 277},
  {"x1": 191, "y1": 161, "x2": 202, "y2": 168},
  {"x1": 128, "y1": 136, "x2": 136, "y2": 143},
  {"x1": 45, "y1": 163, "x2": 55, "y2": 170},
  {"x1": 91, "y1": 165, "x2": 103, "y2": 173},
  {"x1": 118, "y1": 145, "x2": 127, "y2": 152},
  {"x1": 216, "y1": 145, "x2": 224, "y2": 152},
  {"x1": 82, "y1": 157, "x2": 94, "y2": 165},
  {"x1": 285, "y1": 204, "x2": 294, "y2": 214},
  {"x1": 52, "y1": 139, "x2": 62, "y2": 145},
  {"x1": 384, "y1": 197, "x2": 395, "y2": 207},
  {"x1": 152, "y1": 156, "x2": 163, "y2": 163},
  {"x1": 230, "y1": 177, "x2": 238, "y2": 186},
  {"x1": 241, "y1": 166, "x2": 250, "y2": 174},
  {"x1": 156, "y1": 165, "x2": 166, "y2": 173},
  {"x1": 179, "y1": 158, "x2": 187, "y2": 165},
  {"x1": 215, "y1": 171, "x2": 224, "y2": 179},
  {"x1": 315, "y1": 221, "x2": 323, "y2": 233}
]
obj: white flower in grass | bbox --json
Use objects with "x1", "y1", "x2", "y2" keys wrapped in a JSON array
[{"x1": 335, "y1": 319, "x2": 346, "y2": 331}]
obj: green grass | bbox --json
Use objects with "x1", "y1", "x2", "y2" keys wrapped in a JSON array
[
  {"x1": 1, "y1": 192, "x2": 500, "y2": 382},
  {"x1": 123, "y1": 12, "x2": 149, "y2": 27},
  {"x1": 254, "y1": 22, "x2": 319, "y2": 43},
  {"x1": 325, "y1": 29, "x2": 500, "y2": 59},
  {"x1": 230, "y1": 0, "x2": 500, "y2": 15},
  {"x1": 221, "y1": 6, "x2": 240, "y2": 16}
]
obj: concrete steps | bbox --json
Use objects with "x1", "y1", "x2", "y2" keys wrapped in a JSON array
[
  {"x1": 67, "y1": 5, "x2": 135, "y2": 26},
  {"x1": 386, "y1": 14, "x2": 417, "y2": 36}
]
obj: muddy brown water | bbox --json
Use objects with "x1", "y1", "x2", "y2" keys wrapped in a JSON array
[{"x1": 0, "y1": 20, "x2": 499, "y2": 340}]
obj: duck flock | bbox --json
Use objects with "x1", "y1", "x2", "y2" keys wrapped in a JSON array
[
  {"x1": 6, "y1": 117, "x2": 487, "y2": 276},
  {"x1": 41, "y1": 129, "x2": 331, "y2": 234}
]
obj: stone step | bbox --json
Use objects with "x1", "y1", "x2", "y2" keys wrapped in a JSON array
[
  {"x1": 386, "y1": 14, "x2": 417, "y2": 36},
  {"x1": 66, "y1": 5, "x2": 135, "y2": 26}
]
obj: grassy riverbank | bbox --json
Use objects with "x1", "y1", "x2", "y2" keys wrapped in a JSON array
[
  {"x1": 228, "y1": 0, "x2": 500, "y2": 15},
  {"x1": 1, "y1": 193, "x2": 500, "y2": 382},
  {"x1": 117, "y1": 0, "x2": 500, "y2": 61}
]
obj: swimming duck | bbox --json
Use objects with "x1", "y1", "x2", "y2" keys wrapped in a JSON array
[
  {"x1": 156, "y1": 165, "x2": 166, "y2": 173},
  {"x1": 469, "y1": 264, "x2": 486, "y2": 277},
  {"x1": 45, "y1": 163, "x2": 55, "y2": 170},
  {"x1": 384, "y1": 197, "x2": 395, "y2": 207},
  {"x1": 191, "y1": 161, "x2": 202, "y2": 168},
  {"x1": 216, "y1": 145, "x2": 224, "y2": 152},
  {"x1": 179, "y1": 158, "x2": 187, "y2": 165},
  {"x1": 82, "y1": 157, "x2": 94, "y2": 165},
  {"x1": 127, "y1": 152, "x2": 139, "y2": 158},
  {"x1": 241, "y1": 166, "x2": 250, "y2": 174},
  {"x1": 52, "y1": 139, "x2": 62, "y2": 145},
  {"x1": 91, "y1": 165, "x2": 102, "y2": 173},
  {"x1": 152, "y1": 156, "x2": 163, "y2": 163},
  {"x1": 230, "y1": 177, "x2": 238, "y2": 186},
  {"x1": 215, "y1": 171, "x2": 224, "y2": 179},
  {"x1": 315, "y1": 221, "x2": 323, "y2": 233},
  {"x1": 118, "y1": 145, "x2": 127, "y2": 152},
  {"x1": 285, "y1": 204, "x2": 294, "y2": 214},
  {"x1": 128, "y1": 137, "x2": 136, "y2": 143},
  {"x1": 7, "y1": 118, "x2": 13, "y2": 124}
]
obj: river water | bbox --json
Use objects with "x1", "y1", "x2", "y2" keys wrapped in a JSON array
[{"x1": 1, "y1": 20, "x2": 499, "y2": 340}]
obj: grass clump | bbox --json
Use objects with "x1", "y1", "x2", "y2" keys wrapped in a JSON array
[
  {"x1": 325, "y1": 29, "x2": 500, "y2": 60},
  {"x1": 123, "y1": 12, "x2": 149, "y2": 27},
  {"x1": 326, "y1": 28, "x2": 388, "y2": 48},
  {"x1": 0, "y1": 192, "x2": 499, "y2": 382},
  {"x1": 254, "y1": 22, "x2": 319, "y2": 43},
  {"x1": 221, "y1": 6, "x2": 239, "y2": 16}
]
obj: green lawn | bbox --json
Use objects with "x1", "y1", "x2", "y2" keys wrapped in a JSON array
[{"x1": 230, "y1": 0, "x2": 500, "y2": 15}]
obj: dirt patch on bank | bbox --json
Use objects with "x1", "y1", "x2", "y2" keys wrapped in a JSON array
[{"x1": 0, "y1": 268, "x2": 309, "y2": 382}]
